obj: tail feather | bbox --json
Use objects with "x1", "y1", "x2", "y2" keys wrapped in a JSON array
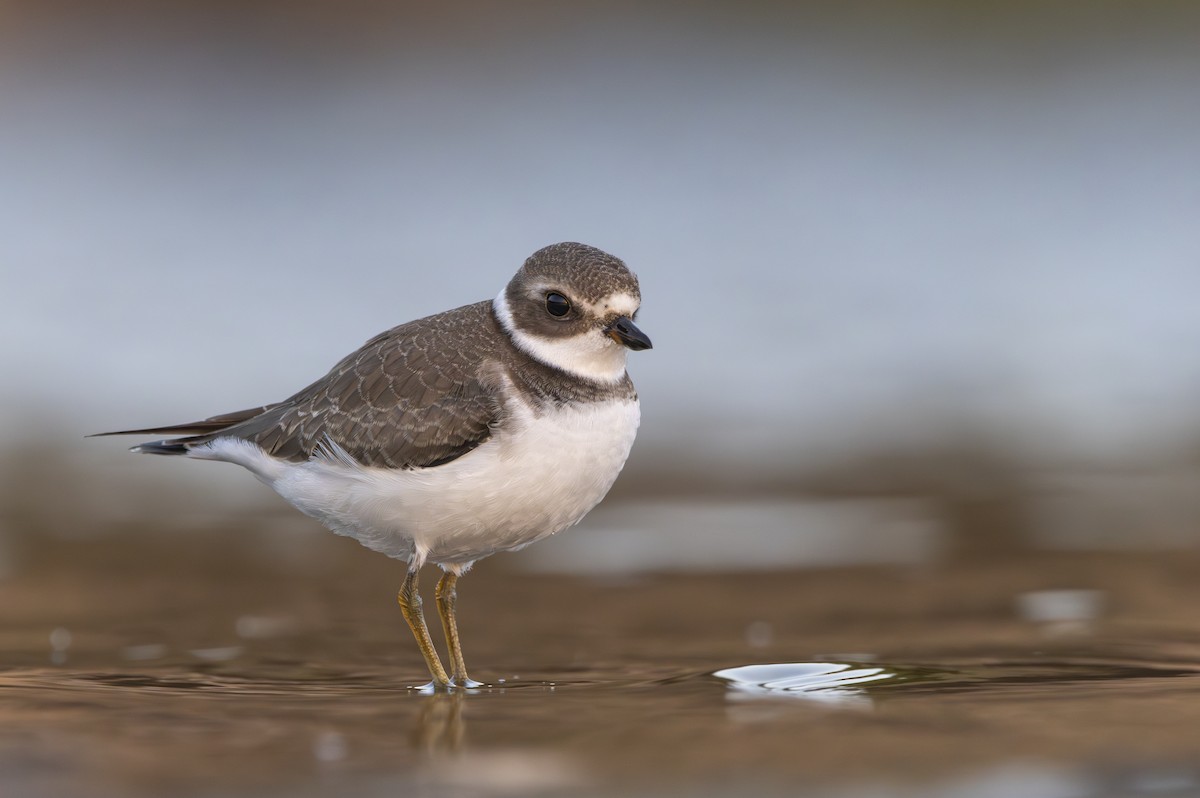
[
  {"x1": 90, "y1": 405, "x2": 275, "y2": 440},
  {"x1": 130, "y1": 439, "x2": 194, "y2": 456}
]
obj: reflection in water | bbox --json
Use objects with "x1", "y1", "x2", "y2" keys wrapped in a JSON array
[
  {"x1": 713, "y1": 662, "x2": 899, "y2": 709},
  {"x1": 410, "y1": 691, "x2": 466, "y2": 755},
  {"x1": 404, "y1": 689, "x2": 588, "y2": 794}
]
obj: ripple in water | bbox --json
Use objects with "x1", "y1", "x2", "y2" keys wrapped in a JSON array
[{"x1": 712, "y1": 662, "x2": 901, "y2": 708}]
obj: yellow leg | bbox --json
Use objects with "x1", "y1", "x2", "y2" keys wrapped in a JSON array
[
  {"x1": 436, "y1": 571, "x2": 481, "y2": 687},
  {"x1": 398, "y1": 568, "x2": 451, "y2": 689}
]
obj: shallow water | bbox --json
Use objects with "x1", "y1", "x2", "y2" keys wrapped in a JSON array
[{"x1": 5, "y1": 528, "x2": 1200, "y2": 797}]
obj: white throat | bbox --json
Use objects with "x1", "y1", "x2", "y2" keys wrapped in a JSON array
[{"x1": 493, "y1": 290, "x2": 629, "y2": 384}]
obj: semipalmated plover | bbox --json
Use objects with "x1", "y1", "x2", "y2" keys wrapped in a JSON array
[{"x1": 97, "y1": 242, "x2": 651, "y2": 689}]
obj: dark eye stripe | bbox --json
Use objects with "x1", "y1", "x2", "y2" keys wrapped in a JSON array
[{"x1": 545, "y1": 292, "x2": 571, "y2": 317}]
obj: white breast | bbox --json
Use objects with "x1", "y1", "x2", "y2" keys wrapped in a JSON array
[{"x1": 197, "y1": 397, "x2": 641, "y2": 568}]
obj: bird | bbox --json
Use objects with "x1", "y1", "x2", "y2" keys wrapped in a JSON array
[{"x1": 95, "y1": 242, "x2": 651, "y2": 690}]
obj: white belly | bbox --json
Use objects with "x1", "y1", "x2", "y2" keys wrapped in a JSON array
[{"x1": 197, "y1": 398, "x2": 641, "y2": 568}]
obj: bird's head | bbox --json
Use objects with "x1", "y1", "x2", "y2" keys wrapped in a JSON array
[{"x1": 495, "y1": 242, "x2": 652, "y2": 383}]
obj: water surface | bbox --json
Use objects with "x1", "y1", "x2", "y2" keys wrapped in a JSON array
[{"x1": 4, "y1": 527, "x2": 1200, "y2": 797}]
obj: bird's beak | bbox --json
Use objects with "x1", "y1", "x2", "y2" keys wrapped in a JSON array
[{"x1": 606, "y1": 316, "x2": 653, "y2": 351}]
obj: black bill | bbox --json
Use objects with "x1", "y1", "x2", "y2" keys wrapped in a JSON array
[{"x1": 606, "y1": 316, "x2": 653, "y2": 351}]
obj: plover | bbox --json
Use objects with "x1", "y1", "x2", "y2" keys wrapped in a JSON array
[{"x1": 97, "y1": 242, "x2": 651, "y2": 689}]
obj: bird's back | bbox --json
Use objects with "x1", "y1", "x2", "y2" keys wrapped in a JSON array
[{"x1": 218, "y1": 301, "x2": 506, "y2": 469}]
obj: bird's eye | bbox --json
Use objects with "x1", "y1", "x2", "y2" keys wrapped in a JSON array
[{"x1": 545, "y1": 292, "x2": 571, "y2": 317}]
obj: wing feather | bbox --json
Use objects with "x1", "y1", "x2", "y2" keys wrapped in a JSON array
[{"x1": 214, "y1": 302, "x2": 503, "y2": 469}]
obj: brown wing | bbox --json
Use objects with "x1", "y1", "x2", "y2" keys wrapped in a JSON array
[
  {"x1": 101, "y1": 302, "x2": 506, "y2": 468},
  {"x1": 216, "y1": 302, "x2": 504, "y2": 469}
]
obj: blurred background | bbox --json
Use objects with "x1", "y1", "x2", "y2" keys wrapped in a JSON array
[
  {"x1": 3, "y1": 0, "x2": 1200, "y2": 566},
  {"x1": 4, "y1": 2, "x2": 1200, "y2": 796}
]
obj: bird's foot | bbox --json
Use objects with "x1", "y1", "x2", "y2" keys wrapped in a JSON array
[{"x1": 411, "y1": 679, "x2": 454, "y2": 694}]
